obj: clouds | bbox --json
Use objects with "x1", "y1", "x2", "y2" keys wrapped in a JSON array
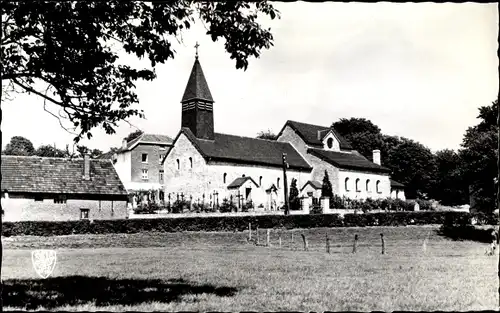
[{"x1": 2, "y1": 3, "x2": 498, "y2": 153}]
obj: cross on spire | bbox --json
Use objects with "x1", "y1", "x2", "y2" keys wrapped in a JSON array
[{"x1": 194, "y1": 41, "x2": 200, "y2": 59}]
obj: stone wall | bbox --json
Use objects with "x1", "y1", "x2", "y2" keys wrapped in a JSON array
[
  {"x1": 2, "y1": 196, "x2": 128, "y2": 222},
  {"x1": 163, "y1": 133, "x2": 311, "y2": 207}
]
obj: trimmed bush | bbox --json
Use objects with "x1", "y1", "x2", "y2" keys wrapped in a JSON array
[{"x1": 2, "y1": 211, "x2": 496, "y2": 237}]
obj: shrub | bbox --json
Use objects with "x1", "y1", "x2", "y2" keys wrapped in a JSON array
[
  {"x1": 219, "y1": 198, "x2": 237, "y2": 213},
  {"x1": 2, "y1": 211, "x2": 496, "y2": 237},
  {"x1": 171, "y1": 199, "x2": 189, "y2": 214},
  {"x1": 329, "y1": 195, "x2": 346, "y2": 210},
  {"x1": 242, "y1": 200, "x2": 254, "y2": 212}
]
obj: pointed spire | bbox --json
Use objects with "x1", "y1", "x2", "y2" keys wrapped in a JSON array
[{"x1": 181, "y1": 55, "x2": 214, "y2": 104}]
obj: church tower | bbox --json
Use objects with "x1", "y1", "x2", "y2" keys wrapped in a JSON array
[{"x1": 181, "y1": 45, "x2": 215, "y2": 140}]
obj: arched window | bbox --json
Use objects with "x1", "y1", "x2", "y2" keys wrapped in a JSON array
[
  {"x1": 223, "y1": 173, "x2": 227, "y2": 184},
  {"x1": 376, "y1": 180, "x2": 381, "y2": 193},
  {"x1": 345, "y1": 177, "x2": 350, "y2": 191},
  {"x1": 259, "y1": 176, "x2": 263, "y2": 187},
  {"x1": 189, "y1": 157, "x2": 193, "y2": 169},
  {"x1": 327, "y1": 138, "x2": 333, "y2": 149},
  {"x1": 366, "y1": 179, "x2": 371, "y2": 192},
  {"x1": 176, "y1": 159, "x2": 180, "y2": 170},
  {"x1": 277, "y1": 177, "x2": 280, "y2": 188},
  {"x1": 355, "y1": 178, "x2": 360, "y2": 192}
]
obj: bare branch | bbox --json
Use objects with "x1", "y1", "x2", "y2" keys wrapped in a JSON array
[{"x1": 11, "y1": 78, "x2": 64, "y2": 106}]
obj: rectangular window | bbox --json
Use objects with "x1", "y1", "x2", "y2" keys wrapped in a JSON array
[
  {"x1": 159, "y1": 169, "x2": 164, "y2": 183},
  {"x1": 142, "y1": 169, "x2": 149, "y2": 180},
  {"x1": 80, "y1": 208, "x2": 89, "y2": 219},
  {"x1": 159, "y1": 154, "x2": 164, "y2": 164},
  {"x1": 142, "y1": 153, "x2": 148, "y2": 163}
]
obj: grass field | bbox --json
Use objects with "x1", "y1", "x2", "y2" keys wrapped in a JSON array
[{"x1": 2, "y1": 226, "x2": 498, "y2": 311}]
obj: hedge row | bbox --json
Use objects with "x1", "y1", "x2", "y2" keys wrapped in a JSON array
[
  {"x1": 438, "y1": 225, "x2": 498, "y2": 243},
  {"x1": 2, "y1": 211, "x2": 497, "y2": 237}
]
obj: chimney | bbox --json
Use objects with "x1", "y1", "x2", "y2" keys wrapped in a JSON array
[
  {"x1": 317, "y1": 130, "x2": 323, "y2": 140},
  {"x1": 372, "y1": 149, "x2": 381, "y2": 165},
  {"x1": 83, "y1": 154, "x2": 90, "y2": 180},
  {"x1": 122, "y1": 139, "x2": 128, "y2": 149}
]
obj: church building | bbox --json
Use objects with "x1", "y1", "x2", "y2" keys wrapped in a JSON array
[{"x1": 162, "y1": 52, "x2": 405, "y2": 210}]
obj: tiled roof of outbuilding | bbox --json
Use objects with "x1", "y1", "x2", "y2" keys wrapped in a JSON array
[
  {"x1": 227, "y1": 177, "x2": 259, "y2": 189},
  {"x1": 307, "y1": 148, "x2": 391, "y2": 174},
  {"x1": 1, "y1": 155, "x2": 128, "y2": 196},
  {"x1": 177, "y1": 128, "x2": 312, "y2": 171}
]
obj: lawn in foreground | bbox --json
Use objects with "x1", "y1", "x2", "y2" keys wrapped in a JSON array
[{"x1": 2, "y1": 226, "x2": 498, "y2": 311}]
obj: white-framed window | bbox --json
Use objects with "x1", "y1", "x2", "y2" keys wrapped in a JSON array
[
  {"x1": 277, "y1": 177, "x2": 280, "y2": 188},
  {"x1": 189, "y1": 157, "x2": 193, "y2": 169},
  {"x1": 223, "y1": 173, "x2": 227, "y2": 183},
  {"x1": 376, "y1": 180, "x2": 381, "y2": 193},
  {"x1": 176, "y1": 159, "x2": 180, "y2": 170},
  {"x1": 366, "y1": 179, "x2": 371, "y2": 192},
  {"x1": 355, "y1": 178, "x2": 360, "y2": 192},
  {"x1": 259, "y1": 176, "x2": 263, "y2": 187},
  {"x1": 345, "y1": 178, "x2": 350, "y2": 192},
  {"x1": 159, "y1": 154, "x2": 164, "y2": 164},
  {"x1": 80, "y1": 208, "x2": 89, "y2": 220},
  {"x1": 142, "y1": 153, "x2": 148, "y2": 163},
  {"x1": 142, "y1": 169, "x2": 149, "y2": 180}
]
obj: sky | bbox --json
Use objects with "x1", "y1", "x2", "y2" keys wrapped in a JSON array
[{"x1": 1, "y1": 2, "x2": 498, "y2": 155}]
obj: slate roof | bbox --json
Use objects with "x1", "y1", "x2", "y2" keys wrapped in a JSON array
[
  {"x1": 300, "y1": 180, "x2": 322, "y2": 191},
  {"x1": 1, "y1": 156, "x2": 128, "y2": 196},
  {"x1": 227, "y1": 177, "x2": 259, "y2": 189},
  {"x1": 181, "y1": 58, "x2": 214, "y2": 103},
  {"x1": 119, "y1": 133, "x2": 173, "y2": 152},
  {"x1": 390, "y1": 179, "x2": 405, "y2": 188},
  {"x1": 177, "y1": 128, "x2": 312, "y2": 171},
  {"x1": 307, "y1": 148, "x2": 391, "y2": 174},
  {"x1": 278, "y1": 120, "x2": 353, "y2": 150}
]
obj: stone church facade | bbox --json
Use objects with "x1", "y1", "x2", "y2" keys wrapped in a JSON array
[{"x1": 162, "y1": 54, "x2": 405, "y2": 210}]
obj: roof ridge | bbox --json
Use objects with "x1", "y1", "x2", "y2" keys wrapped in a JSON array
[
  {"x1": 288, "y1": 120, "x2": 329, "y2": 129},
  {"x1": 214, "y1": 132, "x2": 287, "y2": 144}
]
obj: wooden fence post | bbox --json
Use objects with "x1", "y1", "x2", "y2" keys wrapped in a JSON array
[
  {"x1": 266, "y1": 229, "x2": 271, "y2": 247},
  {"x1": 380, "y1": 233, "x2": 385, "y2": 254},
  {"x1": 248, "y1": 222, "x2": 252, "y2": 241},
  {"x1": 301, "y1": 234, "x2": 308, "y2": 251},
  {"x1": 352, "y1": 234, "x2": 358, "y2": 253},
  {"x1": 256, "y1": 226, "x2": 260, "y2": 245},
  {"x1": 326, "y1": 233, "x2": 331, "y2": 254}
]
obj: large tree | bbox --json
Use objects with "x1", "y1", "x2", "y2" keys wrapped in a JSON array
[
  {"x1": 2, "y1": 1, "x2": 280, "y2": 142},
  {"x1": 256, "y1": 129, "x2": 277, "y2": 140},
  {"x1": 125, "y1": 130, "x2": 144, "y2": 142},
  {"x1": 430, "y1": 149, "x2": 468, "y2": 206},
  {"x1": 332, "y1": 118, "x2": 385, "y2": 161},
  {"x1": 385, "y1": 137, "x2": 437, "y2": 199},
  {"x1": 459, "y1": 100, "x2": 498, "y2": 213},
  {"x1": 35, "y1": 144, "x2": 66, "y2": 158},
  {"x1": 3, "y1": 136, "x2": 35, "y2": 156}
]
